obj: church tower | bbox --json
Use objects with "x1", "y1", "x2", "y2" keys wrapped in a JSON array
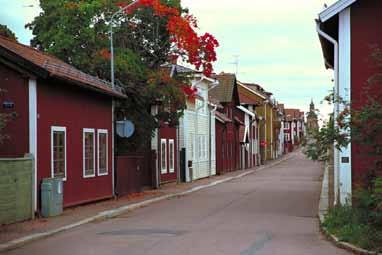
[{"x1": 307, "y1": 99, "x2": 319, "y2": 131}]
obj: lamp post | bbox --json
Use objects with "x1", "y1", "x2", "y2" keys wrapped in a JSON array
[{"x1": 110, "y1": 0, "x2": 138, "y2": 88}]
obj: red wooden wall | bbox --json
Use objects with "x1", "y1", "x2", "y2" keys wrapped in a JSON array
[
  {"x1": 351, "y1": 0, "x2": 382, "y2": 185},
  {"x1": 0, "y1": 64, "x2": 29, "y2": 157},
  {"x1": 159, "y1": 124, "x2": 177, "y2": 183},
  {"x1": 37, "y1": 80, "x2": 113, "y2": 207}
]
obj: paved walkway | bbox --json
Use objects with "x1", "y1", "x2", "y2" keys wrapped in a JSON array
[{"x1": 4, "y1": 152, "x2": 350, "y2": 255}]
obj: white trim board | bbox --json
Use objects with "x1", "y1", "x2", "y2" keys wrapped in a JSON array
[
  {"x1": 28, "y1": 79, "x2": 37, "y2": 212},
  {"x1": 319, "y1": 0, "x2": 357, "y2": 22},
  {"x1": 237, "y1": 106, "x2": 255, "y2": 118},
  {"x1": 338, "y1": 7, "x2": 352, "y2": 204}
]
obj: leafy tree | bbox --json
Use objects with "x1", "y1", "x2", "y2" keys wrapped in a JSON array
[
  {"x1": 0, "y1": 24, "x2": 17, "y2": 41},
  {"x1": 27, "y1": 0, "x2": 218, "y2": 151}
]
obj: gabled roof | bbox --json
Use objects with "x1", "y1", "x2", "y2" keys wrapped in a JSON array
[
  {"x1": 237, "y1": 82, "x2": 267, "y2": 106},
  {"x1": 0, "y1": 36, "x2": 125, "y2": 98},
  {"x1": 319, "y1": 0, "x2": 357, "y2": 22},
  {"x1": 210, "y1": 73, "x2": 236, "y2": 103},
  {"x1": 161, "y1": 63, "x2": 197, "y2": 76},
  {"x1": 285, "y1": 108, "x2": 304, "y2": 122}
]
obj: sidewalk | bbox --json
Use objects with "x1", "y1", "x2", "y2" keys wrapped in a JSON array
[{"x1": 0, "y1": 153, "x2": 293, "y2": 252}]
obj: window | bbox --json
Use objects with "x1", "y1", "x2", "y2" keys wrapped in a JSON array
[
  {"x1": 169, "y1": 139, "x2": 175, "y2": 173},
  {"x1": 51, "y1": 126, "x2": 67, "y2": 180},
  {"x1": 83, "y1": 129, "x2": 95, "y2": 178},
  {"x1": 98, "y1": 129, "x2": 108, "y2": 176},
  {"x1": 210, "y1": 135, "x2": 216, "y2": 160},
  {"x1": 204, "y1": 135, "x2": 208, "y2": 160},
  {"x1": 190, "y1": 134, "x2": 194, "y2": 160},
  {"x1": 198, "y1": 135, "x2": 202, "y2": 160},
  {"x1": 201, "y1": 136, "x2": 205, "y2": 160},
  {"x1": 161, "y1": 139, "x2": 167, "y2": 174}
]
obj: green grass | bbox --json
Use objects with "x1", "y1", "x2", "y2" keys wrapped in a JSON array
[{"x1": 323, "y1": 205, "x2": 382, "y2": 251}]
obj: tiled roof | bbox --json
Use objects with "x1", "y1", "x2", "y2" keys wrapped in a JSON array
[
  {"x1": 243, "y1": 83, "x2": 267, "y2": 96},
  {"x1": 237, "y1": 83, "x2": 264, "y2": 105},
  {"x1": 0, "y1": 36, "x2": 125, "y2": 98},
  {"x1": 209, "y1": 73, "x2": 236, "y2": 103},
  {"x1": 160, "y1": 63, "x2": 196, "y2": 75},
  {"x1": 285, "y1": 108, "x2": 304, "y2": 121}
]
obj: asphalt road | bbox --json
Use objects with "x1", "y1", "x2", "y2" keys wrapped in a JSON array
[{"x1": 6, "y1": 152, "x2": 350, "y2": 255}]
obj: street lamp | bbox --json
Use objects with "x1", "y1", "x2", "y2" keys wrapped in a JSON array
[{"x1": 109, "y1": 0, "x2": 138, "y2": 88}]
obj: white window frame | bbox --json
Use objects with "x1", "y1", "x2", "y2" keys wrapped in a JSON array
[
  {"x1": 51, "y1": 126, "x2": 67, "y2": 181},
  {"x1": 97, "y1": 129, "x2": 108, "y2": 176},
  {"x1": 210, "y1": 135, "x2": 216, "y2": 161},
  {"x1": 169, "y1": 139, "x2": 175, "y2": 173},
  {"x1": 83, "y1": 128, "x2": 96, "y2": 178},
  {"x1": 161, "y1": 139, "x2": 167, "y2": 174},
  {"x1": 198, "y1": 135, "x2": 202, "y2": 160},
  {"x1": 204, "y1": 135, "x2": 208, "y2": 160},
  {"x1": 190, "y1": 133, "x2": 194, "y2": 160}
]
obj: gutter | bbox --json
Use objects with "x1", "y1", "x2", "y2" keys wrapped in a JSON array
[{"x1": 316, "y1": 19, "x2": 340, "y2": 205}]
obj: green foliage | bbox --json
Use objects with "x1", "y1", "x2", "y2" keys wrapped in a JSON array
[
  {"x1": 0, "y1": 24, "x2": 17, "y2": 41},
  {"x1": 27, "y1": 0, "x2": 190, "y2": 152},
  {"x1": 323, "y1": 179, "x2": 382, "y2": 251},
  {"x1": 304, "y1": 114, "x2": 349, "y2": 161}
]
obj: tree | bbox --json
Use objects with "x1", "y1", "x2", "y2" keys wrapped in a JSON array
[
  {"x1": 27, "y1": 0, "x2": 219, "y2": 151},
  {"x1": 0, "y1": 24, "x2": 17, "y2": 41}
]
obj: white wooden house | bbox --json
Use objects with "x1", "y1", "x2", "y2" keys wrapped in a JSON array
[{"x1": 179, "y1": 73, "x2": 218, "y2": 182}]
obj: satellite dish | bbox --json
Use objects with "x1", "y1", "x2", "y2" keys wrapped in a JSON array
[{"x1": 116, "y1": 120, "x2": 135, "y2": 138}]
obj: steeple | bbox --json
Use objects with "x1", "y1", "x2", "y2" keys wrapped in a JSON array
[{"x1": 310, "y1": 99, "x2": 315, "y2": 112}]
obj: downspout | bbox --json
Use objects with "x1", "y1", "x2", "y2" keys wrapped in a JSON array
[
  {"x1": 208, "y1": 81, "x2": 219, "y2": 177},
  {"x1": 208, "y1": 103, "x2": 218, "y2": 177},
  {"x1": 194, "y1": 99, "x2": 204, "y2": 182},
  {"x1": 316, "y1": 20, "x2": 340, "y2": 204}
]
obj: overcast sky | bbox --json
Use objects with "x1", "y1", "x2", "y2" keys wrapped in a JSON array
[{"x1": 0, "y1": 0, "x2": 337, "y2": 120}]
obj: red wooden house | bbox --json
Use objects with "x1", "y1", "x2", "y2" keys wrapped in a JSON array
[
  {"x1": 317, "y1": 0, "x2": 382, "y2": 204},
  {"x1": 0, "y1": 36, "x2": 125, "y2": 211},
  {"x1": 210, "y1": 73, "x2": 243, "y2": 174}
]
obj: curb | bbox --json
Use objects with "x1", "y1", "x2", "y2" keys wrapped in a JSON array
[
  {"x1": 0, "y1": 153, "x2": 293, "y2": 253},
  {"x1": 318, "y1": 163, "x2": 380, "y2": 255}
]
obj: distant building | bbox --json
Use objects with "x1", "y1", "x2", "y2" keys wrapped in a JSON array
[{"x1": 306, "y1": 100, "x2": 319, "y2": 132}]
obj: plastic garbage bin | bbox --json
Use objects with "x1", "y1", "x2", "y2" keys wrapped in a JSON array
[{"x1": 41, "y1": 178, "x2": 63, "y2": 217}]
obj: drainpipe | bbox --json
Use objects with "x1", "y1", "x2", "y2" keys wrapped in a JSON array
[
  {"x1": 207, "y1": 81, "x2": 219, "y2": 177},
  {"x1": 208, "y1": 103, "x2": 218, "y2": 177},
  {"x1": 316, "y1": 20, "x2": 340, "y2": 204}
]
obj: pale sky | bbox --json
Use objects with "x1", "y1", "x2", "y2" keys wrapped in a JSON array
[{"x1": 0, "y1": 0, "x2": 337, "y2": 121}]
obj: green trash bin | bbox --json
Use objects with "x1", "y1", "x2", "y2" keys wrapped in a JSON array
[{"x1": 41, "y1": 178, "x2": 63, "y2": 217}]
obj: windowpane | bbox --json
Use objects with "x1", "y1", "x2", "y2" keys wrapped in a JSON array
[
  {"x1": 84, "y1": 130, "x2": 95, "y2": 177},
  {"x1": 161, "y1": 140, "x2": 167, "y2": 174},
  {"x1": 98, "y1": 132, "x2": 108, "y2": 175},
  {"x1": 52, "y1": 129, "x2": 66, "y2": 179},
  {"x1": 169, "y1": 140, "x2": 174, "y2": 173}
]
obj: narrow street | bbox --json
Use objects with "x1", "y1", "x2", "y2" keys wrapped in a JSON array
[{"x1": 5, "y1": 152, "x2": 349, "y2": 255}]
